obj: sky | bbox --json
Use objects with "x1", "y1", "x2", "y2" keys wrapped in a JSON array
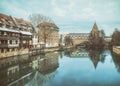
[{"x1": 0, "y1": 0, "x2": 120, "y2": 36}]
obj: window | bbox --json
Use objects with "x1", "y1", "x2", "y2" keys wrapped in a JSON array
[
  {"x1": 1, "y1": 49, "x2": 4, "y2": 53},
  {"x1": 7, "y1": 49, "x2": 9, "y2": 52},
  {"x1": 12, "y1": 33, "x2": 14, "y2": 36},
  {"x1": 10, "y1": 40, "x2": 12, "y2": 44},
  {"x1": 4, "y1": 32, "x2": 7, "y2": 35},
  {"x1": 16, "y1": 40, "x2": 18, "y2": 44}
]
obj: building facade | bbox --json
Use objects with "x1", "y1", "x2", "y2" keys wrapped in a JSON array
[
  {"x1": 0, "y1": 13, "x2": 36, "y2": 58},
  {"x1": 89, "y1": 22, "x2": 105, "y2": 46},
  {"x1": 37, "y1": 22, "x2": 59, "y2": 47}
]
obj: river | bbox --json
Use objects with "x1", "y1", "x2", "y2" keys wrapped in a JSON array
[{"x1": 0, "y1": 48, "x2": 120, "y2": 86}]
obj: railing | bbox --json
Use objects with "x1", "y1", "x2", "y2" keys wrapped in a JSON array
[
  {"x1": 0, "y1": 44, "x2": 19, "y2": 48},
  {"x1": 20, "y1": 36, "x2": 32, "y2": 40},
  {"x1": 0, "y1": 44, "x2": 8, "y2": 48},
  {"x1": 0, "y1": 36, "x2": 19, "y2": 40},
  {"x1": 8, "y1": 44, "x2": 19, "y2": 47}
]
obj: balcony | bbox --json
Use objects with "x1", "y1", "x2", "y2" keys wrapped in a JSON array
[
  {"x1": 0, "y1": 36, "x2": 19, "y2": 40},
  {"x1": 8, "y1": 44, "x2": 19, "y2": 48},
  {"x1": 0, "y1": 44, "x2": 19, "y2": 48},
  {"x1": 20, "y1": 36, "x2": 32, "y2": 40}
]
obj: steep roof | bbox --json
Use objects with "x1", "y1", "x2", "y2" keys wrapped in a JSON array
[
  {"x1": 15, "y1": 18, "x2": 32, "y2": 26},
  {"x1": 91, "y1": 22, "x2": 99, "y2": 32},
  {"x1": 0, "y1": 13, "x2": 9, "y2": 19},
  {"x1": 38, "y1": 22, "x2": 58, "y2": 29},
  {"x1": 0, "y1": 13, "x2": 14, "y2": 26},
  {"x1": 0, "y1": 13, "x2": 36, "y2": 33},
  {"x1": 15, "y1": 18, "x2": 36, "y2": 33}
]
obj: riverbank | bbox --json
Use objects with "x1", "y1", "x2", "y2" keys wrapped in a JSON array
[
  {"x1": 0, "y1": 45, "x2": 75, "y2": 59},
  {"x1": 29, "y1": 45, "x2": 75, "y2": 56}
]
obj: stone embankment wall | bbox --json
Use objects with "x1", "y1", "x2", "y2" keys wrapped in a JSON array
[
  {"x1": 0, "y1": 46, "x2": 75, "y2": 59},
  {"x1": 0, "y1": 48, "x2": 29, "y2": 59}
]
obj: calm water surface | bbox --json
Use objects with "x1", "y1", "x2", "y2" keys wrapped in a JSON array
[{"x1": 0, "y1": 48, "x2": 120, "y2": 86}]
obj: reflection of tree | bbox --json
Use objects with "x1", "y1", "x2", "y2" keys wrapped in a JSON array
[
  {"x1": 88, "y1": 49, "x2": 105, "y2": 69},
  {"x1": 59, "y1": 51, "x2": 64, "y2": 58},
  {"x1": 112, "y1": 53, "x2": 120, "y2": 73},
  {"x1": 64, "y1": 48, "x2": 76, "y2": 57}
]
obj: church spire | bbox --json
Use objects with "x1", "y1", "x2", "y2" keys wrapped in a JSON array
[{"x1": 92, "y1": 22, "x2": 99, "y2": 31}]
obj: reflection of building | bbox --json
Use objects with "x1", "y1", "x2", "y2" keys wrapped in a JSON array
[
  {"x1": 0, "y1": 53, "x2": 57, "y2": 86},
  {"x1": 25, "y1": 52, "x2": 59, "y2": 86},
  {"x1": 89, "y1": 50, "x2": 100, "y2": 69},
  {"x1": 38, "y1": 52, "x2": 59, "y2": 74},
  {"x1": 68, "y1": 33, "x2": 90, "y2": 45},
  {"x1": 37, "y1": 22, "x2": 59, "y2": 47},
  {"x1": 90, "y1": 55, "x2": 99, "y2": 69},
  {"x1": 0, "y1": 55, "x2": 34, "y2": 86},
  {"x1": 70, "y1": 50, "x2": 89, "y2": 58},
  {"x1": 112, "y1": 53, "x2": 120, "y2": 73}
]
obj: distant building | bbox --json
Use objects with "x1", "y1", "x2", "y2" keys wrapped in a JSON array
[
  {"x1": 89, "y1": 22, "x2": 105, "y2": 46},
  {"x1": 104, "y1": 36, "x2": 112, "y2": 43},
  {"x1": 68, "y1": 33, "x2": 90, "y2": 45},
  {"x1": 90, "y1": 22, "x2": 100, "y2": 38},
  {"x1": 37, "y1": 22, "x2": 59, "y2": 47}
]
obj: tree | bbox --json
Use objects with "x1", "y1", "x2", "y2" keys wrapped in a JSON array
[
  {"x1": 112, "y1": 28, "x2": 120, "y2": 46},
  {"x1": 100, "y1": 29, "x2": 105, "y2": 38},
  {"x1": 29, "y1": 13, "x2": 53, "y2": 26},
  {"x1": 64, "y1": 35, "x2": 73, "y2": 46},
  {"x1": 89, "y1": 30, "x2": 105, "y2": 49}
]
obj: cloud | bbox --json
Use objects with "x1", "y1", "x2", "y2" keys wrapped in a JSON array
[{"x1": 0, "y1": 0, "x2": 120, "y2": 35}]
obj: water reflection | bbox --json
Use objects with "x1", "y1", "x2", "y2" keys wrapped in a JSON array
[
  {"x1": 1, "y1": 49, "x2": 120, "y2": 86},
  {"x1": 88, "y1": 49, "x2": 106, "y2": 69},
  {"x1": 0, "y1": 52, "x2": 59, "y2": 86},
  {"x1": 26, "y1": 52, "x2": 59, "y2": 86},
  {"x1": 112, "y1": 53, "x2": 120, "y2": 73}
]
